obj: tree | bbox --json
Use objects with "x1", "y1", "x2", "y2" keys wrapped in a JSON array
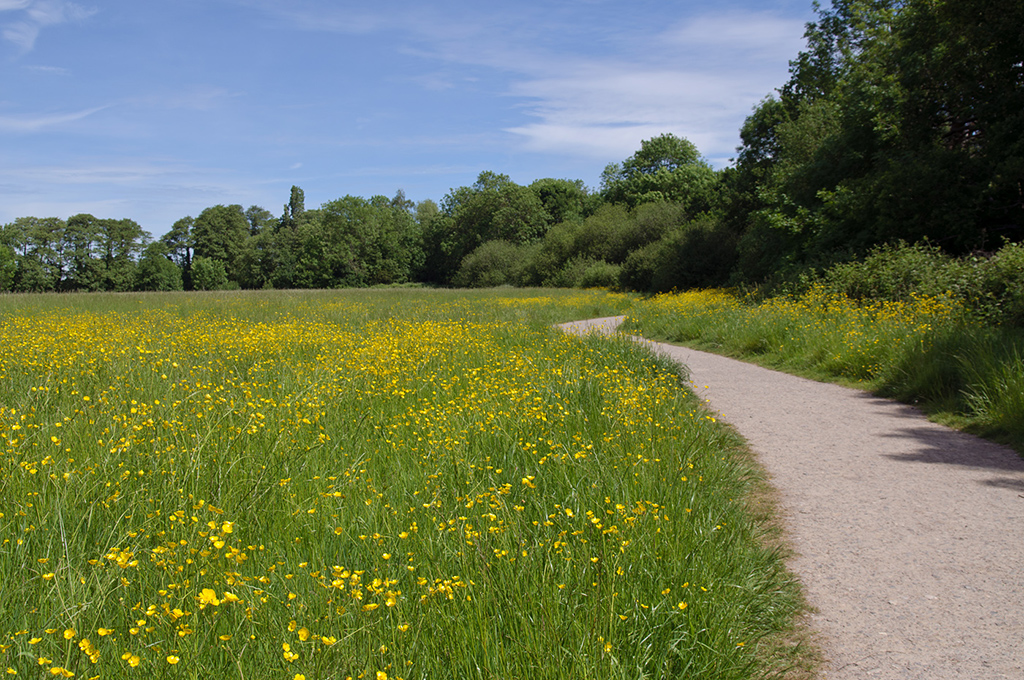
[
  {"x1": 64, "y1": 214, "x2": 104, "y2": 291},
  {"x1": 726, "y1": 0, "x2": 1024, "y2": 282},
  {"x1": 601, "y1": 134, "x2": 719, "y2": 211},
  {"x1": 0, "y1": 242, "x2": 14, "y2": 292},
  {"x1": 529, "y1": 178, "x2": 593, "y2": 224},
  {"x1": 244, "y1": 206, "x2": 277, "y2": 236},
  {"x1": 192, "y1": 205, "x2": 249, "y2": 283},
  {"x1": 281, "y1": 186, "x2": 306, "y2": 229},
  {"x1": 420, "y1": 172, "x2": 550, "y2": 284},
  {"x1": 191, "y1": 256, "x2": 228, "y2": 290},
  {"x1": 136, "y1": 242, "x2": 183, "y2": 291},
  {"x1": 97, "y1": 218, "x2": 145, "y2": 291},
  {"x1": 9, "y1": 217, "x2": 65, "y2": 292}
]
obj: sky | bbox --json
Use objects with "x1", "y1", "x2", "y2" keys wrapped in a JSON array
[{"x1": 1, "y1": 0, "x2": 817, "y2": 237}]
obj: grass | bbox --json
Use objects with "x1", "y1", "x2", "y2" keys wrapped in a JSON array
[
  {"x1": 624, "y1": 287, "x2": 1024, "y2": 455},
  {"x1": 0, "y1": 288, "x2": 811, "y2": 679}
]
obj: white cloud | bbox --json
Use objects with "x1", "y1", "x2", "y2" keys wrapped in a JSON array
[
  {"x1": 24, "y1": 63, "x2": 69, "y2": 74},
  {"x1": 0, "y1": 105, "x2": 107, "y2": 132},
  {"x1": 502, "y1": 13, "x2": 807, "y2": 166},
  {"x1": 1, "y1": 0, "x2": 96, "y2": 52}
]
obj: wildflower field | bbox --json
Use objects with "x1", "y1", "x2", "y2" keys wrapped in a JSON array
[
  {"x1": 0, "y1": 289, "x2": 805, "y2": 680},
  {"x1": 625, "y1": 287, "x2": 1024, "y2": 452}
]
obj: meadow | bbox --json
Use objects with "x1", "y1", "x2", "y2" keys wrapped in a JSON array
[
  {"x1": 625, "y1": 287, "x2": 1024, "y2": 453},
  {"x1": 0, "y1": 288, "x2": 807, "y2": 680}
]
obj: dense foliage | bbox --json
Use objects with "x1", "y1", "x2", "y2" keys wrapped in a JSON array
[{"x1": 3, "y1": 0, "x2": 1021, "y2": 323}]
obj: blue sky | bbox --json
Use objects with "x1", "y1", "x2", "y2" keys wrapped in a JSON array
[{"x1": 1, "y1": 0, "x2": 816, "y2": 237}]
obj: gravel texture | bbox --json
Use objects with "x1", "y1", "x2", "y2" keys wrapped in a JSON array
[{"x1": 559, "y1": 317, "x2": 1024, "y2": 679}]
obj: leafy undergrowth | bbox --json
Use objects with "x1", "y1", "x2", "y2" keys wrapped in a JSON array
[{"x1": 625, "y1": 288, "x2": 1024, "y2": 455}]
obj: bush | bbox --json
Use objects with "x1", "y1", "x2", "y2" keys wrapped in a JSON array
[
  {"x1": 578, "y1": 261, "x2": 621, "y2": 289},
  {"x1": 649, "y1": 218, "x2": 738, "y2": 292},
  {"x1": 822, "y1": 241, "x2": 961, "y2": 300},
  {"x1": 191, "y1": 256, "x2": 229, "y2": 291},
  {"x1": 821, "y1": 240, "x2": 1024, "y2": 327},
  {"x1": 453, "y1": 240, "x2": 528, "y2": 288},
  {"x1": 544, "y1": 257, "x2": 605, "y2": 288},
  {"x1": 975, "y1": 242, "x2": 1024, "y2": 326},
  {"x1": 620, "y1": 241, "x2": 665, "y2": 292},
  {"x1": 620, "y1": 218, "x2": 738, "y2": 293}
]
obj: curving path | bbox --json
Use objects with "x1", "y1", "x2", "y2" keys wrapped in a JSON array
[{"x1": 558, "y1": 317, "x2": 1024, "y2": 679}]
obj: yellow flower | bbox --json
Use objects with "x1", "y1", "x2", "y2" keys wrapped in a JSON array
[
  {"x1": 219, "y1": 634, "x2": 232, "y2": 641},
  {"x1": 320, "y1": 635, "x2": 337, "y2": 646},
  {"x1": 297, "y1": 628, "x2": 310, "y2": 642},
  {"x1": 41, "y1": 573, "x2": 55, "y2": 581},
  {"x1": 222, "y1": 592, "x2": 240, "y2": 603},
  {"x1": 198, "y1": 588, "x2": 221, "y2": 608},
  {"x1": 166, "y1": 655, "x2": 179, "y2": 665},
  {"x1": 376, "y1": 673, "x2": 388, "y2": 680},
  {"x1": 97, "y1": 628, "x2": 113, "y2": 637},
  {"x1": 62, "y1": 629, "x2": 76, "y2": 640},
  {"x1": 294, "y1": 675, "x2": 306, "y2": 680}
]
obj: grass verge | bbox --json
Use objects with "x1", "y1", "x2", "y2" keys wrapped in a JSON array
[{"x1": 624, "y1": 288, "x2": 1024, "y2": 455}]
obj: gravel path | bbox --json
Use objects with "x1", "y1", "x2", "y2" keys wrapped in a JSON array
[{"x1": 559, "y1": 317, "x2": 1024, "y2": 679}]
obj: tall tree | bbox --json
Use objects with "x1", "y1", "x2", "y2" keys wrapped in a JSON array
[
  {"x1": 64, "y1": 214, "x2": 104, "y2": 291},
  {"x1": 420, "y1": 172, "x2": 550, "y2": 284},
  {"x1": 97, "y1": 218, "x2": 145, "y2": 291},
  {"x1": 192, "y1": 205, "x2": 249, "y2": 284},
  {"x1": 136, "y1": 242, "x2": 183, "y2": 291},
  {"x1": 245, "y1": 206, "x2": 277, "y2": 236},
  {"x1": 601, "y1": 134, "x2": 719, "y2": 211}
]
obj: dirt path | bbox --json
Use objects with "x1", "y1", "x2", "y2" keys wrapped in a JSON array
[{"x1": 559, "y1": 317, "x2": 1024, "y2": 679}]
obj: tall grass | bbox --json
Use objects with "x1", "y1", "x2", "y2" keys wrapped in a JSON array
[
  {"x1": 625, "y1": 288, "x2": 1024, "y2": 453},
  {"x1": 0, "y1": 289, "x2": 808, "y2": 679}
]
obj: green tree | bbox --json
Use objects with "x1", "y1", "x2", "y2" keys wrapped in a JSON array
[
  {"x1": 10, "y1": 217, "x2": 65, "y2": 292},
  {"x1": 737, "y1": 0, "x2": 1024, "y2": 276},
  {"x1": 192, "y1": 205, "x2": 249, "y2": 283},
  {"x1": 245, "y1": 205, "x2": 277, "y2": 236},
  {"x1": 420, "y1": 172, "x2": 550, "y2": 284},
  {"x1": 190, "y1": 256, "x2": 228, "y2": 291},
  {"x1": 64, "y1": 214, "x2": 105, "y2": 291},
  {"x1": 528, "y1": 178, "x2": 594, "y2": 224},
  {"x1": 161, "y1": 217, "x2": 194, "y2": 288},
  {"x1": 0, "y1": 243, "x2": 14, "y2": 292},
  {"x1": 97, "y1": 218, "x2": 145, "y2": 291},
  {"x1": 136, "y1": 242, "x2": 183, "y2": 291},
  {"x1": 601, "y1": 134, "x2": 719, "y2": 211}
]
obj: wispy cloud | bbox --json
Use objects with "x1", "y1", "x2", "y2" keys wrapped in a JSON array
[
  {"x1": 256, "y1": 4, "x2": 807, "y2": 166},
  {"x1": 0, "y1": 105, "x2": 108, "y2": 132},
  {"x1": 1, "y1": 0, "x2": 96, "y2": 53},
  {"x1": 129, "y1": 86, "x2": 243, "y2": 112},
  {"x1": 503, "y1": 13, "x2": 807, "y2": 165},
  {"x1": 24, "y1": 63, "x2": 69, "y2": 75}
]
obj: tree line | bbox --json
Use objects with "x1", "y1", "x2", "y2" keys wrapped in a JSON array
[{"x1": 2, "y1": 0, "x2": 1020, "y2": 295}]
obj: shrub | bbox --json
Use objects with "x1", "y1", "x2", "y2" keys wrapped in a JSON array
[
  {"x1": 578, "y1": 260, "x2": 621, "y2": 289},
  {"x1": 191, "y1": 256, "x2": 229, "y2": 291},
  {"x1": 453, "y1": 239, "x2": 528, "y2": 288}
]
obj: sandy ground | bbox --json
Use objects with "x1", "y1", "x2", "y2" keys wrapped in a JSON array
[{"x1": 558, "y1": 317, "x2": 1024, "y2": 679}]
